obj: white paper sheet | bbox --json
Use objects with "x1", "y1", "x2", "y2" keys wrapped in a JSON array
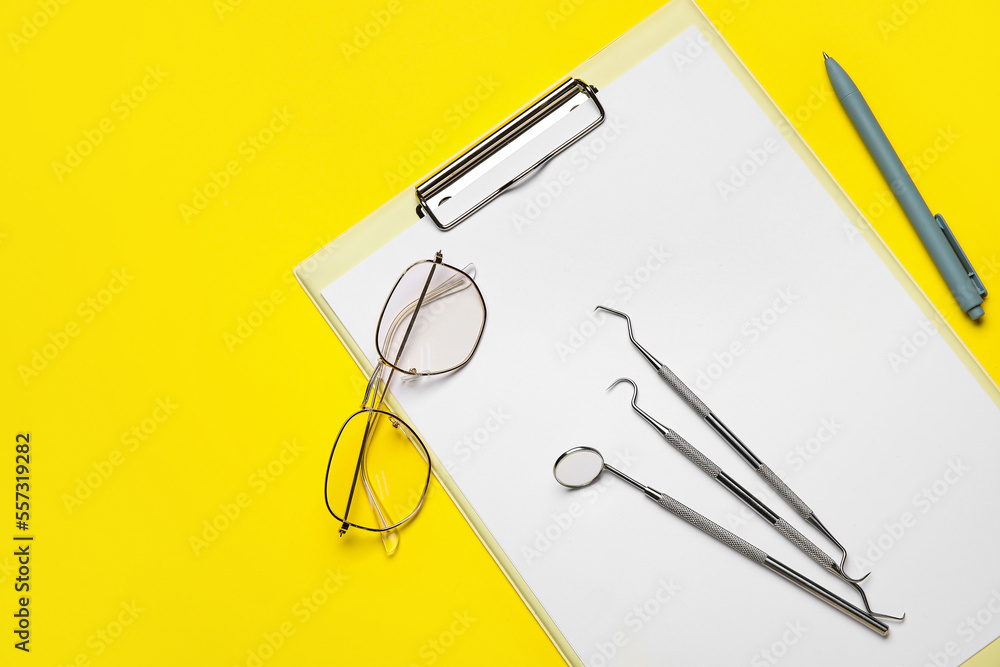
[{"x1": 322, "y1": 26, "x2": 1000, "y2": 666}]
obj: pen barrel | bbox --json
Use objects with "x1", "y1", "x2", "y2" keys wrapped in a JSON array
[
  {"x1": 763, "y1": 557, "x2": 889, "y2": 636},
  {"x1": 836, "y1": 87, "x2": 982, "y2": 312}
]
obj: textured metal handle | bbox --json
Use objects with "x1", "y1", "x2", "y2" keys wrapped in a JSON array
[
  {"x1": 657, "y1": 364, "x2": 710, "y2": 418},
  {"x1": 757, "y1": 464, "x2": 814, "y2": 521},
  {"x1": 774, "y1": 518, "x2": 834, "y2": 569},
  {"x1": 653, "y1": 492, "x2": 768, "y2": 566},
  {"x1": 663, "y1": 429, "x2": 721, "y2": 478}
]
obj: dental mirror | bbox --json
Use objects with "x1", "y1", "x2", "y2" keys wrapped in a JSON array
[
  {"x1": 549, "y1": 446, "x2": 890, "y2": 636},
  {"x1": 553, "y1": 446, "x2": 605, "y2": 487}
]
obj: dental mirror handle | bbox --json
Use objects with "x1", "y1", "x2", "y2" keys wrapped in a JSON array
[{"x1": 645, "y1": 487, "x2": 889, "y2": 636}]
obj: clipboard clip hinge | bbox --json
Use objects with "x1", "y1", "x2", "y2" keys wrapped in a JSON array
[
  {"x1": 935, "y1": 214, "x2": 987, "y2": 297},
  {"x1": 416, "y1": 78, "x2": 605, "y2": 231}
]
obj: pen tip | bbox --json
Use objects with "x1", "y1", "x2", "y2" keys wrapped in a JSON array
[{"x1": 822, "y1": 51, "x2": 830, "y2": 60}]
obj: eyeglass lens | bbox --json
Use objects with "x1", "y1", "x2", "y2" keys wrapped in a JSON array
[{"x1": 376, "y1": 261, "x2": 485, "y2": 375}]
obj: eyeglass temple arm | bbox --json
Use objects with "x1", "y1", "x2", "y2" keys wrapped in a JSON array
[{"x1": 359, "y1": 421, "x2": 400, "y2": 555}]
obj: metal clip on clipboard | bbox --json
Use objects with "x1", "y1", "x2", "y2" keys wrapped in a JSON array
[{"x1": 416, "y1": 78, "x2": 605, "y2": 231}]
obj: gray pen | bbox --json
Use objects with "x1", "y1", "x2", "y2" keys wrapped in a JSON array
[{"x1": 824, "y1": 53, "x2": 986, "y2": 320}]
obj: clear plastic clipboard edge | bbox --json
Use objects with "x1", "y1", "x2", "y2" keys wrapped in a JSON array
[{"x1": 294, "y1": 1, "x2": 1000, "y2": 665}]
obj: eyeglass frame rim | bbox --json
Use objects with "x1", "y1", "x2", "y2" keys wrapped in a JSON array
[
  {"x1": 373, "y1": 253, "x2": 487, "y2": 378},
  {"x1": 327, "y1": 251, "x2": 486, "y2": 534},
  {"x1": 324, "y1": 406, "x2": 432, "y2": 533}
]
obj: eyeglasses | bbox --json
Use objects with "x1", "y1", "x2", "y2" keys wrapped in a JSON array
[{"x1": 324, "y1": 251, "x2": 486, "y2": 554}]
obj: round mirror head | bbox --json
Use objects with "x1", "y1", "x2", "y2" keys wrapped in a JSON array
[{"x1": 553, "y1": 447, "x2": 605, "y2": 488}]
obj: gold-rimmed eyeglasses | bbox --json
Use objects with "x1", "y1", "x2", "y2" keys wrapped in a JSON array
[{"x1": 324, "y1": 251, "x2": 486, "y2": 554}]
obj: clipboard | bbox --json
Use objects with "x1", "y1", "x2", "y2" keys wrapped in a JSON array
[{"x1": 296, "y1": 1, "x2": 1000, "y2": 664}]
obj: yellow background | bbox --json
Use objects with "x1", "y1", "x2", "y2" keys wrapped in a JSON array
[{"x1": 3, "y1": 0, "x2": 998, "y2": 665}]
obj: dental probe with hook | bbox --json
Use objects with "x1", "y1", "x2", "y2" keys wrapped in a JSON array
[
  {"x1": 553, "y1": 446, "x2": 890, "y2": 636},
  {"x1": 607, "y1": 378, "x2": 903, "y2": 622},
  {"x1": 597, "y1": 305, "x2": 867, "y2": 580}
]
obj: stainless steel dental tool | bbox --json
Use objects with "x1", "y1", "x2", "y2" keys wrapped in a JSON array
[
  {"x1": 552, "y1": 446, "x2": 890, "y2": 636},
  {"x1": 596, "y1": 305, "x2": 863, "y2": 579},
  {"x1": 608, "y1": 377, "x2": 903, "y2": 622}
]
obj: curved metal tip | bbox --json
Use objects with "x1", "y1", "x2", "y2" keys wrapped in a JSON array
[
  {"x1": 823, "y1": 51, "x2": 830, "y2": 60},
  {"x1": 607, "y1": 376, "x2": 638, "y2": 396},
  {"x1": 608, "y1": 377, "x2": 652, "y2": 424},
  {"x1": 833, "y1": 563, "x2": 870, "y2": 584},
  {"x1": 847, "y1": 579, "x2": 906, "y2": 623},
  {"x1": 596, "y1": 305, "x2": 631, "y2": 326},
  {"x1": 608, "y1": 377, "x2": 666, "y2": 434},
  {"x1": 595, "y1": 306, "x2": 662, "y2": 368},
  {"x1": 810, "y1": 515, "x2": 870, "y2": 583},
  {"x1": 596, "y1": 306, "x2": 638, "y2": 349}
]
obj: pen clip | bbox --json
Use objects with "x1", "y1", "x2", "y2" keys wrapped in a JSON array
[{"x1": 935, "y1": 214, "x2": 988, "y2": 298}]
